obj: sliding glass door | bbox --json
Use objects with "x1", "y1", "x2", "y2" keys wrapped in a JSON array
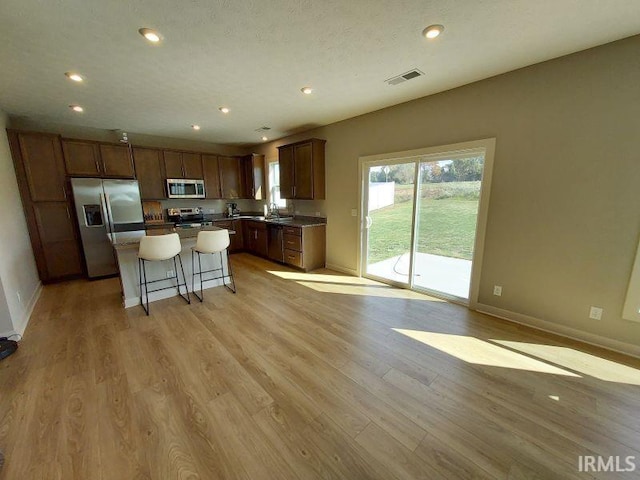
[
  {"x1": 363, "y1": 161, "x2": 417, "y2": 286},
  {"x1": 361, "y1": 142, "x2": 491, "y2": 303}
]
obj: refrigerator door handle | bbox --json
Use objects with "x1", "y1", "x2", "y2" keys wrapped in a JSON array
[
  {"x1": 99, "y1": 193, "x2": 113, "y2": 234},
  {"x1": 105, "y1": 193, "x2": 115, "y2": 233}
]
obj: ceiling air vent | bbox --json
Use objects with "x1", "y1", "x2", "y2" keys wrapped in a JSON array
[
  {"x1": 254, "y1": 126, "x2": 271, "y2": 132},
  {"x1": 385, "y1": 69, "x2": 424, "y2": 86}
]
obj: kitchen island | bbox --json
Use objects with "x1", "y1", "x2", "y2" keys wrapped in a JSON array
[{"x1": 110, "y1": 225, "x2": 233, "y2": 308}]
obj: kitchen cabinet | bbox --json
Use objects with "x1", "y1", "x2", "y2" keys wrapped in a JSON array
[
  {"x1": 99, "y1": 144, "x2": 135, "y2": 177},
  {"x1": 241, "y1": 153, "x2": 265, "y2": 200},
  {"x1": 8, "y1": 131, "x2": 83, "y2": 282},
  {"x1": 277, "y1": 138, "x2": 325, "y2": 199},
  {"x1": 202, "y1": 154, "x2": 222, "y2": 199},
  {"x1": 243, "y1": 221, "x2": 268, "y2": 257},
  {"x1": 282, "y1": 225, "x2": 326, "y2": 271},
  {"x1": 62, "y1": 140, "x2": 101, "y2": 176},
  {"x1": 219, "y1": 156, "x2": 242, "y2": 199},
  {"x1": 214, "y1": 219, "x2": 243, "y2": 252},
  {"x1": 62, "y1": 140, "x2": 134, "y2": 178},
  {"x1": 132, "y1": 147, "x2": 166, "y2": 199},
  {"x1": 163, "y1": 150, "x2": 203, "y2": 179}
]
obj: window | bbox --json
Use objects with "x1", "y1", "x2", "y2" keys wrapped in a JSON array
[{"x1": 268, "y1": 162, "x2": 287, "y2": 208}]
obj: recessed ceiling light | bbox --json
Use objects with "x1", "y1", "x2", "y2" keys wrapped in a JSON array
[
  {"x1": 139, "y1": 28, "x2": 161, "y2": 43},
  {"x1": 423, "y1": 24, "x2": 444, "y2": 39},
  {"x1": 301, "y1": 87, "x2": 313, "y2": 95},
  {"x1": 65, "y1": 72, "x2": 84, "y2": 82},
  {"x1": 261, "y1": 136, "x2": 268, "y2": 142},
  {"x1": 69, "y1": 104, "x2": 83, "y2": 113},
  {"x1": 219, "y1": 107, "x2": 230, "y2": 114},
  {"x1": 191, "y1": 124, "x2": 201, "y2": 130}
]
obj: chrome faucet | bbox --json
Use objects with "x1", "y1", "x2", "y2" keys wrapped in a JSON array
[{"x1": 269, "y1": 203, "x2": 280, "y2": 219}]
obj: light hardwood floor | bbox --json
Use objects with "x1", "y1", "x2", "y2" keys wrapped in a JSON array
[{"x1": 1, "y1": 253, "x2": 640, "y2": 479}]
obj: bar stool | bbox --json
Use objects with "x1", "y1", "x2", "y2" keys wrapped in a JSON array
[
  {"x1": 138, "y1": 233, "x2": 190, "y2": 315},
  {"x1": 191, "y1": 230, "x2": 237, "y2": 301}
]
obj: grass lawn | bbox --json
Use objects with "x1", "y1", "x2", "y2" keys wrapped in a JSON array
[{"x1": 367, "y1": 182, "x2": 479, "y2": 264}]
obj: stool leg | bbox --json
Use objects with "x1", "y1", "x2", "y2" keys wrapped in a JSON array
[
  {"x1": 224, "y1": 248, "x2": 236, "y2": 294},
  {"x1": 139, "y1": 258, "x2": 150, "y2": 315},
  {"x1": 176, "y1": 254, "x2": 190, "y2": 304},
  {"x1": 191, "y1": 250, "x2": 203, "y2": 302},
  {"x1": 198, "y1": 252, "x2": 204, "y2": 301}
]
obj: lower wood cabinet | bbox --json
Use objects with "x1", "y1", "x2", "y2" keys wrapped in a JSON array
[
  {"x1": 282, "y1": 225, "x2": 326, "y2": 271},
  {"x1": 243, "y1": 221, "x2": 268, "y2": 257},
  {"x1": 32, "y1": 202, "x2": 83, "y2": 279},
  {"x1": 213, "y1": 219, "x2": 243, "y2": 253}
]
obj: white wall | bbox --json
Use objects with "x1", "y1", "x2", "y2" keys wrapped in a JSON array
[{"x1": 0, "y1": 111, "x2": 41, "y2": 336}]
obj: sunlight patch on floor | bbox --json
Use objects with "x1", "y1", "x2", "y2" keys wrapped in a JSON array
[
  {"x1": 492, "y1": 340, "x2": 640, "y2": 386},
  {"x1": 393, "y1": 329, "x2": 581, "y2": 376},
  {"x1": 267, "y1": 270, "x2": 445, "y2": 301},
  {"x1": 267, "y1": 271, "x2": 380, "y2": 285},
  {"x1": 297, "y1": 282, "x2": 442, "y2": 300}
]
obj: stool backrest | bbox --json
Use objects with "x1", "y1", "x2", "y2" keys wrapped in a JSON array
[
  {"x1": 138, "y1": 233, "x2": 182, "y2": 261},
  {"x1": 195, "y1": 230, "x2": 230, "y2": 254}
]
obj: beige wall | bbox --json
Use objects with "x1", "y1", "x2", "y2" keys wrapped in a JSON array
[
  {"x1": 249, "y1": 35, "x2": 640, "y2": 350},
  {"x1": 0, "y1": 111, "x2": 41, "y2": 336}
]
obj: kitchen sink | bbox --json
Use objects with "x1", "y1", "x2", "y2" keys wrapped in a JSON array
[{"x1": 265, "y1": 216, "x2": 294, "y2": 223}]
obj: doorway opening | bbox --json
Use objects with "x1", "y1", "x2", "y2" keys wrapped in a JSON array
[{"x1": 360, "y1": 139, "x2": 495, "y2": 305}]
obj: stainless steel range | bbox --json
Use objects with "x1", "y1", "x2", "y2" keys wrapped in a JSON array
[{"x1": 167, "y1": 207, "x2": 213, "y2": 228}]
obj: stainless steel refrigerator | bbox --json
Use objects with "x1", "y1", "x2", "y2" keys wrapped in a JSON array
[{"x1": 71, "y1": 178, "x2": 145, "y2": 278}]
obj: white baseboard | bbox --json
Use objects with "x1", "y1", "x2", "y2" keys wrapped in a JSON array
[
  {"x1": 1, "y1": 282, "x2": 42, "y2": 339},
  {"x1": 325, "y1": 263, "x2": 359, "y2": 276},
  {"x1": 476, "y1": 303, "x2": 640, "y2": 359}
]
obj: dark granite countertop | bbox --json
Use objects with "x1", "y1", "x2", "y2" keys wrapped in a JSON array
[{"x1": 209, "y1": 214, "x2": 326, "y2": 228}]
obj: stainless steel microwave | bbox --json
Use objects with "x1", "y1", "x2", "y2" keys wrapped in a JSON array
[{"x1": 166, "y1": 178, "x2": 206, "y2": 199}]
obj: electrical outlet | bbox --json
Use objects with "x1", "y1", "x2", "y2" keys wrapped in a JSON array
[
  {"x1": 16, "y1": 291, "x2": 21, "y2": 305},
  {"x1": 166, "y1": 270, "x2": 175, "y2": 278},
  {"x1": 493, "y1": 285, "x2": 502, "y2": 296},
  {"x1": 351, "y1": 209, "x2": 357, "y2": 217},
  {"x1": 589, "y1": 306, "x2": 603, "y2": 320},
  {"x1": 315, "y1": 211, "x2": 321, "y2": 217}
]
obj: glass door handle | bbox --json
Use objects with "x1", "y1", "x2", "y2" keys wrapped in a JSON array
[{"x1": 365, "y1": 216, "x2": 372, "y2": 229}]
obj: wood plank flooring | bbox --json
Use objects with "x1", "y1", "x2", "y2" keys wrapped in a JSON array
[{"x1": 1, "y1": 253, "x2": 640, "y2": 479}]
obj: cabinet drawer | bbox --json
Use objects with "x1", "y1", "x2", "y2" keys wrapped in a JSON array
[
  {"x1": 215, "y1": 221, "x2": 232, "y2": 229},
  {"x1": 283, "y1": 226, "x2": 301, "y2": 236},
  {"x1": 284, "y1": 249, "x2": 302, "y2": 268},
  {"x1": 283, "y1": 233, "x2": 302, "y2": 252}
]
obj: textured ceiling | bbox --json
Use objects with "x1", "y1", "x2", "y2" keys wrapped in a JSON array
[{"x1": 1, "y1": 0, "x2": 639, "y2": 146}]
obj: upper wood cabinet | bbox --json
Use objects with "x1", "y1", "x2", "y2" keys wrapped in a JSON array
[
  {"x1": 163, "y1": 150, "x2": 203, "y2": 179},
  {"x1": 62, "y1": 140, "x2": 101, "y2": 176},
  {"x1": 202, "y1": 154, "x2": 222, "y2": 199},
  {"x1": 19, "y1": 132, "x2": 68, "y2": 202},
  {"x1": 218, "y1": 156, "x2": 242, "y2": 199},
  {"x1": 62, "y1": 139, "x2": 134, "y2": 178},
  {"x1": 132, "y1": 147, "x2": 166, "y2": 200},
  {"x1": 99, "y1": 144, "x2": 135, "y2": 177},
  {"x1": 8, "y1": 131, "x2": 83, "y2": 282},
  {"x1": 241, "y1": 154, "x2": 265, "y2": 200},
  {"x1": 277, "y1": 138, "x2": 325, "y2": 199}
]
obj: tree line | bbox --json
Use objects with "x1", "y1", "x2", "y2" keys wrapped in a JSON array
[{"x1": 370, "y1": 157, "x2": 484, "y2": 184}]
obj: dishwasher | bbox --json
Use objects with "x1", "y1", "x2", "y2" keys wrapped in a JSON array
[{"x1": 267, "y1": 224, "x2": 284, "y2": 262}]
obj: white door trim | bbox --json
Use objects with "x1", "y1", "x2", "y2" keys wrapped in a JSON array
[{"x1": 357, "y1": 137, "x2": 496, "y2": 308}]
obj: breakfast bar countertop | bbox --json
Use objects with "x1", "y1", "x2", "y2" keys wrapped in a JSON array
[{"x1": 109, "y1": 225, "x2": 230, "y2": 249}]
